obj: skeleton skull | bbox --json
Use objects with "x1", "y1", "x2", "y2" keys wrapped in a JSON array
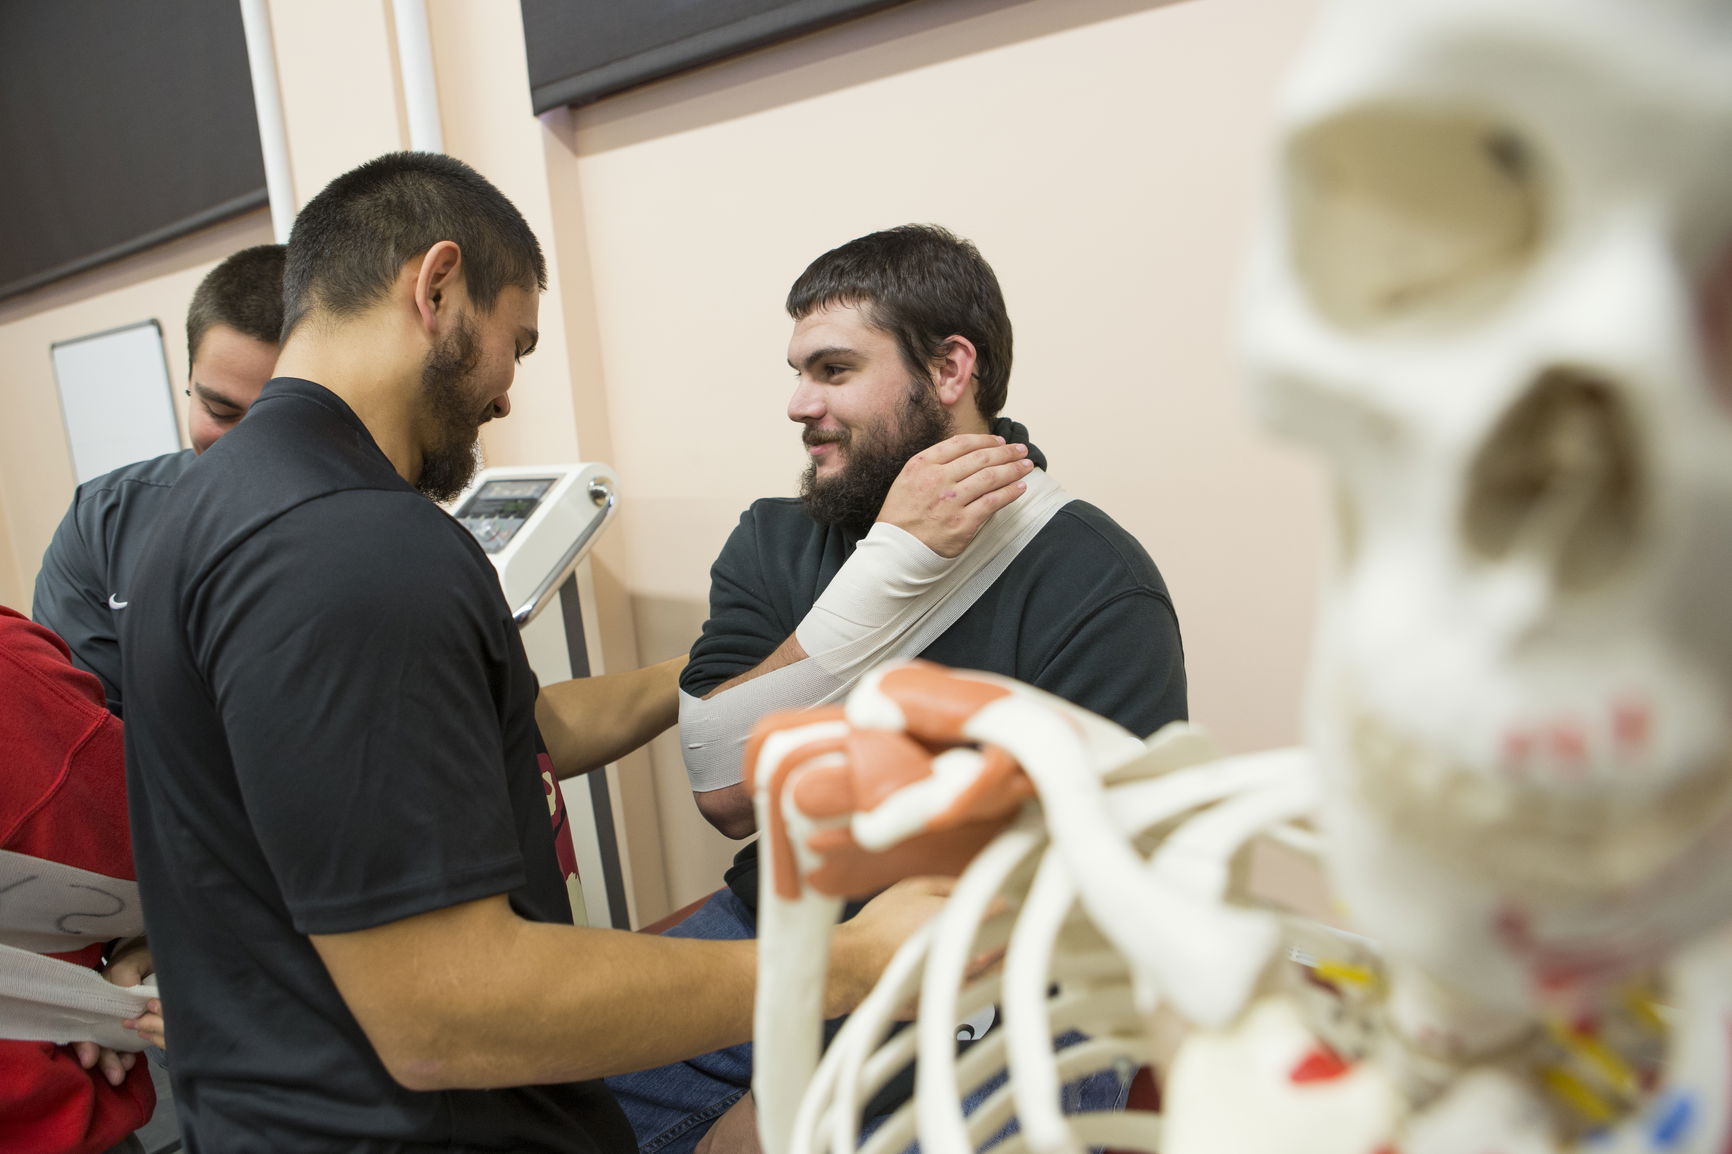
[{"x1": 1242, "y1": 0, "x2": 1732, "y2": 1009}]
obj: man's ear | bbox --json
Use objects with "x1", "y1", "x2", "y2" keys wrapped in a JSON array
[
  {"x1": 931, "y1": 334, "x2": 979, "y2": 408},
  {"x1": 411, "y1": 241, "x2": 463, "y2": 334}
]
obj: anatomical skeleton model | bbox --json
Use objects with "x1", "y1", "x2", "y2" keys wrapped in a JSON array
[{"x1": 746, "y1": 0, "x2": 1732, "y2": 1151}]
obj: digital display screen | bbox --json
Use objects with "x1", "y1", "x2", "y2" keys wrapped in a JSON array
[
  {"x1": 457, "y1": 477, "x2": 558, "y2": 553},
  {"x1": 476, "y1": 478, "x2": 554, "y2": 501},
  {"x1": 479, "y1": 499, "x2": 540, "y2": 520}
]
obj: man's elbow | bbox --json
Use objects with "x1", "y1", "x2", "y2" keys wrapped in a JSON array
[
  {"x1": 381, "y1": 1049, "x2": 458, "y2": 1094},
  {"x1": 330, "y1": 965, "x2": 506, "y2": 1091},
  {"x1": 369, "y1": 1022, "x2": 473, "y2": 1092},
  {"x1": 710, "y1": 812, "x2": 758, "y2": 840},
  {"x1": 374, "y1": 1022, "x2": 540, "y2": 1092},
  {"x1": 694, "y1": 787, "x2": 758, "y2": 840}
]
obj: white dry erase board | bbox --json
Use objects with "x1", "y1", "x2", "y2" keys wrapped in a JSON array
[{"x1": 52, "y1": 320, "x2": 183, "y2": 484}]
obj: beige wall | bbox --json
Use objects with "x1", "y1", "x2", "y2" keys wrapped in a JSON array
[
  {"x1": 0, "y1": 211, "x2": 276, "y2": 609},
  {"x1": 0, "y1": 0, "x2": 1327, "y2": 924}
]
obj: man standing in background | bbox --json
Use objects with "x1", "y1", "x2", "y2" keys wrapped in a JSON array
[{"x1": 33, "y1": 243, "x2": 284, "y2": 715}]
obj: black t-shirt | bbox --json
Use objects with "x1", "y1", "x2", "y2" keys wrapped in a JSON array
[
  {"x1": 687, "y1": 420, "x2": 1189, "y2": 911},
  {"x1": 121, "y1": 378, "x2": 632, "y2": 1153},
  {"x1": 33, "y1": 447, "x2": 194, "y2": 716}
]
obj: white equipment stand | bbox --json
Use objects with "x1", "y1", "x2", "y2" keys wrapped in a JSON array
[{"x1": 448, "y1": 463, "x2": 637, "y2": 929}]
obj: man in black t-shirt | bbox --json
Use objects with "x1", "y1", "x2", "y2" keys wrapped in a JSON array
[
  {"x1": 121, "y1": 153, "x2": 942, "y2": 1154},
  {"x1": 606, "y1": 226, "x2": 1187, "y2": 1154}
]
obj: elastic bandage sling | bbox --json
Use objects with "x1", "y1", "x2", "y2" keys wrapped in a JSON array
[{"x1": 681, "y1": 468, "x2": 1071, "y2": 791}]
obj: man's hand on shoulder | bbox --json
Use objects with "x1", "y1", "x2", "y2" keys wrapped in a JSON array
[{"x1": 877, "y1": 433, "x2": 1032, "y2": 558}]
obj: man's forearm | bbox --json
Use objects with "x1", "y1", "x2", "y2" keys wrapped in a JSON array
[
  {"x1": 536, "y1": 655, "x2": 685, "y2": 779},
  {"x1": 704, "y1": 633, "x2": 809, "y2": 698},
  {"x1": 337, "y1": 907, "x2": 763, "y2": 1089},
  {"x1": 310, "y1": 887, "x2": 925, "y2": 1090}
]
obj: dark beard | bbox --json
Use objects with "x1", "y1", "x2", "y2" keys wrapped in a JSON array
[
  {"x1": 799, "y1": 378, "x2": 952, "y2": 535},
  {"x1": 416, "y1": 316, "x2": 485, "y2": 503}
]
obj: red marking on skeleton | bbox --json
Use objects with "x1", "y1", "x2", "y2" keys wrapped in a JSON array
[
  {"x1": 848, "y1": 729, "x2": 956, "y2": 813},
  {"x1": 789, "y1": 729, "x2": 930, "y2": 820},
  {"x1": 1537, "y1": 968, "x2": 1584, "y2": 995},
  {"x1": 1549, "y1": 722, "x2": 1587, "y2": 773},
  {"x1": 1494, "y1": 904, "x2": 1533, "y2": 952},
  {"x1": 1495, "y1": 893, "x2": 1656, "y2": 996},
  {"x1": 1289, "y1": 1045, "x2": 1351, "y2": 1083},
  {"x1": 1502, "y1": 728, "x2": 1534, "y2": 775},
  {"x1": 749, "y1": 666, "x2": 1039, "y2": 902},
  {"x1": 747, "y1": 706, "x2": 849, "y2": 902},
  {"x1": 804, "y1": 817, "x2": 1014, "y2": 900},
  {"x1": 745, "y1": 706, "x2": 844, "y2": 793},
  {"x1": 876, "y1": 661, "x2": 1013, "y2": 744},
  {"x1": 1612, "y1": 697, "x2": 1650, "y2": 755},
  {"x1": 1528, "y1": 945, "x2": 1643, "y2": 997},
  {"x1": 803, "y1": 727, "x2": 1026, "y2": 898},
  {"x1": 921, "y1": 743, "x2": 1029, "y2": 829},
  {"x1": 789, "y1": 766, "x2": 855, "y2": 821},
  {"x1": 1495, "y1": 904, "x2": 1597, "y2": 992}
]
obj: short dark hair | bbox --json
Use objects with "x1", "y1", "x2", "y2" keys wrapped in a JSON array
[
  {"x1": 186, "y1": 244, "x2": 286, "y2": 364},
  {"x1": 281, "y1": 152, "x2": 546, "y2": 338},
  {"x1": 786, "y1": 224, "x2": 1012, "y2": 420}
]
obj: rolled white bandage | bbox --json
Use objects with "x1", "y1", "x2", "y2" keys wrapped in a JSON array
[
  {"x1": 0, "y1": 848, "x2": 153, "y2": 1049},
  {"x1": 795, "y1": 523, "x2": 956, "y2": 677},
  {"x1": 681, "y1": 662, "x2": 847, "y2": 793},
  {"x1": 0, "y1": 944, "x2": 158, "y2": 1051}
]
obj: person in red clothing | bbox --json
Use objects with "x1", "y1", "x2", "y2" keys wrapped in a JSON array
[{"x1": 0, "y1": 605, "x2": 163, "y2": 1154}]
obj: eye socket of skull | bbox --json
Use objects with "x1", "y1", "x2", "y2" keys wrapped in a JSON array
[
  {"x1": 1287, "y1": 108, "x2": 1544, "y2": 332},
  {"x1": 1462, "y1": 368, "x2": 1641, "y2": 593}
]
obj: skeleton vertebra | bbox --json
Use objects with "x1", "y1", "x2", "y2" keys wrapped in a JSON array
[{"x1": 750, "y1": 0, "x2": 1732, "y2": 1150}]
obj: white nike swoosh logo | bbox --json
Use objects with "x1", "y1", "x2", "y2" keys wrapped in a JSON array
[{"x1": 108, "y1": 594, "x2": 128, "y2": 609}]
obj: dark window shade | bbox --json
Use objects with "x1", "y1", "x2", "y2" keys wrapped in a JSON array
[
  {"x1": 0, "y1": 0, "x2": 267, "y2": 303},
  {"x1": 520, "y1": 0, "x2": 913, "y2": 114}
]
